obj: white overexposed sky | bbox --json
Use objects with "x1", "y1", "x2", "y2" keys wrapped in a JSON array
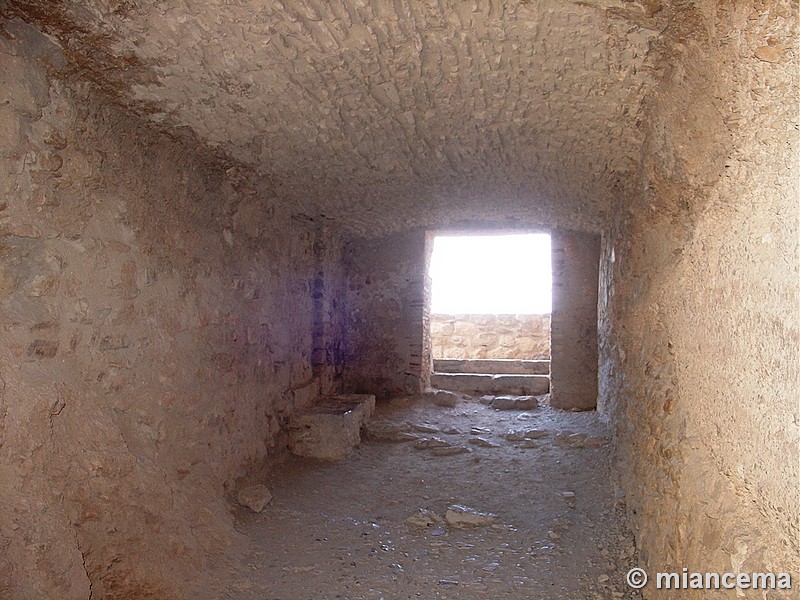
[{"x1": 429, "y1": 234, "x2": 551, "y2": 314}]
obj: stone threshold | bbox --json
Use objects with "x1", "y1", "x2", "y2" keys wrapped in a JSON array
[{"x1": 430, "y1": 372, "x2": 549, "y2": 396}]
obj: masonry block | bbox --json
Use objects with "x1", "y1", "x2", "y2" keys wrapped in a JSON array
[{"x1": 287, "y1": 394, "x2": 376, "y2": 460}]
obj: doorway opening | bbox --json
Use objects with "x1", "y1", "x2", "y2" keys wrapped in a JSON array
[
  {"x1": 424, "y1": 232, "x2": 552, "y2": 397},
  {"x1": 429, "y1": 233, "x2": 552, "y2": 317}
]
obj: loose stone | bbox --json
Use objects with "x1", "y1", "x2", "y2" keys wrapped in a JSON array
[
  {"x1": 413, "y1": 437, "x2": 452, "y2": 449},
  {"x1": 237, "y1": 484, "x2": 273, "y2": 513},
  {"x1": 469, "y1": 437, "x2": 500, "y2": 448}
]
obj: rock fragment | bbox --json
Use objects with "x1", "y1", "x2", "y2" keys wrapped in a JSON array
[
  {"x1": 445, "y1": 505, "x2": 497, "y2": 528},
  {"x1": 424, "y1": 390, "x2": 462, "y2": 407},
  {"x1": 411, "y1": 423, "x2": 439, "y2": 433},
  {"x1": 237, "y1": 484, "x2": 273, "y2": 513},
  {"x1": 469, "y1": 437, "x2": 500, "y2": 448},
  {"x1": 362, "y1": 421, "x2": 418, "y2": 442},
  {"x1": 413, "y1": 437, "x2": 451, "y2": 449},
  {"x1": 506, "y1": 428, "x2": 548, "y2": 441},
  {"x1": 524, "y1": 429, "x2": 548, "y2": 439}
]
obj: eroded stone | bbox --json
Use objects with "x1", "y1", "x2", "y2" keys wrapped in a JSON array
[{"x1": 237, "y1": 485, "x2": 273, "y2": 513}]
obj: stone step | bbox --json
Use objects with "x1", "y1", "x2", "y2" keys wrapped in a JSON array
[
  {"x1": 430, "y1": 373, "x2": 550, "y2": 396},
  {"x1": 433, "y1": 358, "x2": 550, "y2": 375},
  {"x1": 287, "y1": 394, "x2": 376, "y2": 460}
]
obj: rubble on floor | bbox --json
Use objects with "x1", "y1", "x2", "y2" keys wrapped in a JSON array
[{"x1": 226, "y1": 394, "x2": 641, "y2": 599}]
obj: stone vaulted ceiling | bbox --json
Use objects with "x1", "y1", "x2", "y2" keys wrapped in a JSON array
[{"x1": 5, "y1": 0, "x2": 664, "y2": 236}]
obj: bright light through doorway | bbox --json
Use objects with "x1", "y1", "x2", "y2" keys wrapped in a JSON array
[{"x1": 429, "y1": 234, "x2": 551, "y2": 314}]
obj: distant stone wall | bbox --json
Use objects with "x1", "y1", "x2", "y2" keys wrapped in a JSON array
[{"x1": 431, "y1": 314, "x2": 550, "y2": 359}]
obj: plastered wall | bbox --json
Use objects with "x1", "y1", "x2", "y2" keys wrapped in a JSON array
[
  {"x1": 600, "y1": 2, "x2": 799, "y2": 596},
  {"x1": 0, "y1": 22, "x2": 344, "y2": 599}
]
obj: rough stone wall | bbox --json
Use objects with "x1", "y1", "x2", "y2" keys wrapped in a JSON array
[
  {"x1": 3, "y1": 0, "x2": 657, "y2": 239},
  {"x1": 311, "y1": 226, "x2": 347, "y2": 390},
  {"x1": 430, "y1": 313, "x2": 550, "y2": 360},
  {"x1": 0, "y1": 21, "x2": 343, "y2": 600},
  {"x1": 600, "y1": 2, "x2": 799, "y2": 596},
  {"x1": 342, "y1": 230, "x2": 427, "y2": 398},
  {"x1": 550, "y1": 230, "x2": 600, "y2": 410}
]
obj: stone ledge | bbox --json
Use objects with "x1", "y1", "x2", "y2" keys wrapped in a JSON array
[{"x1": 430, "y1": 373, "x2": 549, "y2": 396}]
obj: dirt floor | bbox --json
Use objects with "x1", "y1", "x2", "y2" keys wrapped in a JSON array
[{"x1": 223, "y1": 395, "x2": 641, "y2": 600}]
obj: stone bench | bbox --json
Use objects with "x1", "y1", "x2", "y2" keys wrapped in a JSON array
[{"x1": 287, "y1": 394, "x2": 376, "y2": 460}]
